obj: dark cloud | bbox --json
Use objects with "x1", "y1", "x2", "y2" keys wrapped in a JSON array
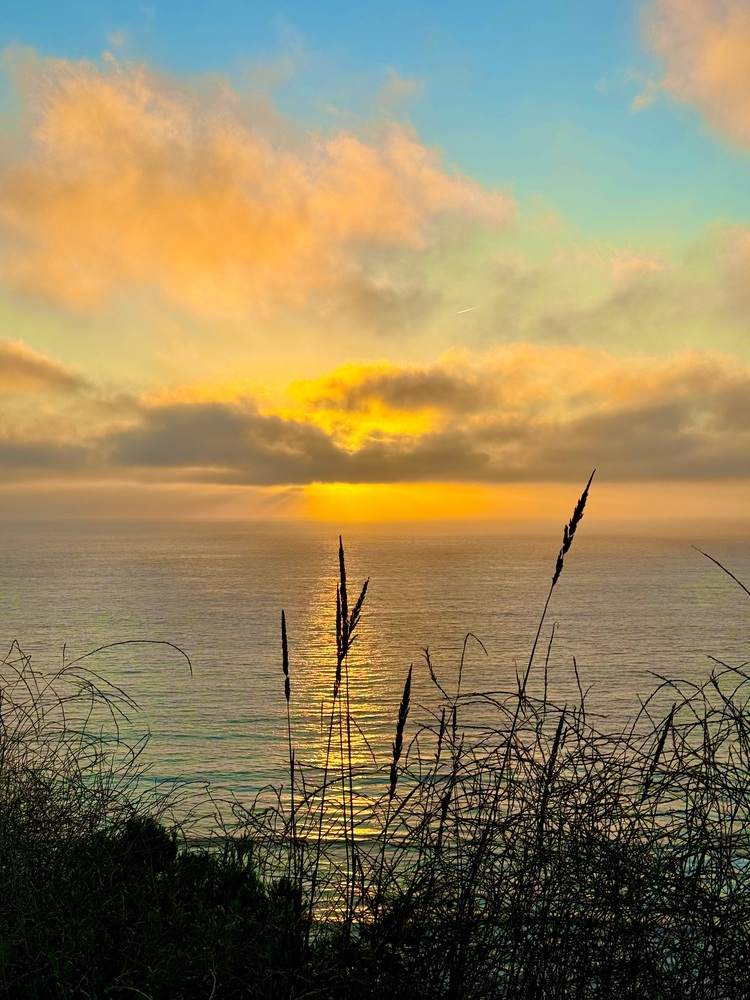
[
  {"x1": 0, "y1": 439, "x2": 91, "y2": 471},
  {"x1": 105, "y1": 400, "x2": 495, "y2": 485},
  {"x1": 311, "y1": 367, "x2": 494, "y2": 414},
  {"x1": 321, "y1": 276, "x2": 442, "y2": 338},
  {"x1": 106, "y1": 402, "x2": 346, "y2": 484}
]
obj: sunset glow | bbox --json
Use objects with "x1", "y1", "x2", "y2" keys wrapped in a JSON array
[{"x1": 0, "y1": 1, "x2": 748, "y2": 524}]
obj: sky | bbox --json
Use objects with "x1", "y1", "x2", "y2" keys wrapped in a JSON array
[{"x1": 0, "y1": 0, "x2": 748, "y2": 526}]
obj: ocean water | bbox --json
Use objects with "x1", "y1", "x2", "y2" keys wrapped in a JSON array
[{"x1": 0, "y1": 519, "x2": 748, "y2": 810}]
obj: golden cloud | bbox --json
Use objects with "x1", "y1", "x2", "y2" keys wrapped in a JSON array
[
  {"x1": 301, "y1": 346, "x2": 749, "y2": 439},
  {"x1": 646, "y1": 0, "x2": 750, "y2": 147},
  {"x1": 0, "y1": 50, "x2": 513, "y2": 317},
  {"x1": 0, "y1": 338, "x2": 85, "y2": 394},
  {"x1": 73, "y1": 345, "x2": 750, "y2": 486}
]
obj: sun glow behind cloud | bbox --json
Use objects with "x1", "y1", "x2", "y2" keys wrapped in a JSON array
[
  {"x1": 299, "y1": 480, "x2": 750, "y2": 532},
  {"x1": 301, "y1": 482, "x2": 501, "y2": 521},
  {"x1": 3, "y1": 340, "x2": 749, "y2": 490}
]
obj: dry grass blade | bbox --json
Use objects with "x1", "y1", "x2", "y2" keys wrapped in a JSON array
[
  {"x1": 641, "y1": 702, "x2": 674, "y2": 804},
  {"x1": 64, "y1": 638, "x2": 194, "y2": 678},
  {"x1": 537, "y1": 708, "x2": 566, "y2": 852},
  {"x1": 281, "y1": 610, "x2": 290, "y2": 703},
  {"x1": 335, "y1": 584, "x2": 342, "y2": 684},
  {"x1": 349, "y1": 579, "x2": 369, "y2": 636},
  {"x1": 338, "y1": 536, "x2": 349, "y2": 653},
  {"x1": 424, "y1": 647, "x2": 449, "y2": 700},
  {"x1": 389, "y1": 665, "x2": 413, "y2": 800},
  {"x1": 692, "y1": 545, "x2": 750, "y2": 599},
  {"x1": 336, "y1": 538, "x2": 369, "y2": 665},
  {"x1": 523, "y1": 469, "x2": 595, "y2": 695}
]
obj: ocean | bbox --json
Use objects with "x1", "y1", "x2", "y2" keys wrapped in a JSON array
[{"x1": 1, "y1": 519, "x2": 748, "y2": 812}]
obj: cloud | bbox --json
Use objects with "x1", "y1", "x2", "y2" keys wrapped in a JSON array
[
  {"x1": 104, "y1": 400, "x2": 493, "y2": 485},
  {"x1": 291, "y1": 359, "x2": 492, "y2": 416},
  {"x1": 105, "y1": 401, "x2": 346, "y2": 484},
  {"x1": 488, "y1": 229, "x2": 750, "y2": 356},
  {"x1": 0, "y1": 339, "x2": 86, "y2": 394},
  {"x1": 372, "y1": 69, "x2": 426, "y2": 116},
  {"x1": 315, "y1": 274, "x2": 442, "y2": 338},
  {"x1": 0, "y1": 438, "x2": 90, "y2": 472},
  {"x1": 93, "y1": 346, "x2": 750, "y2": 485},
  {"x1": 630, "y1": 90, "x2": 655, "y2": 113},
  {"x1": 0, "y1": 50, "x2": 513, "y2": 317},
  {"x1": 644, "y1": 0, "x2": 750, "y2": 148},
  {"x1": 2, "y1": 345, "x2": 748, "y2": 486}
]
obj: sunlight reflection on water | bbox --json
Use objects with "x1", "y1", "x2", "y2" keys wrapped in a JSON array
[{"x1": 0, "y1": 520, "x2": 748, "y2": 817}]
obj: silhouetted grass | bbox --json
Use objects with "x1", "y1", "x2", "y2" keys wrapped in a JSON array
[
  {"x1": 3, "y1": 472, "x2": 750, "y2": 998},
  {"x1": 0, "y1": 640, "x2": 305, "y2": 998}
]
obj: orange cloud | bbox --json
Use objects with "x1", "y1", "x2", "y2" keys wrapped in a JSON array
[
  {"x1": 149, "y1": 344, "x2": 750, "y2": 438},
  {"x1": 284, "y1": 360, "x2": 447, "y2": 446},
  {"x1": 610, "y1": 250, "x2": 667, "y2": 287},
  {"x1": 645, "y1": 0, "x2": 750, "y2": 147},
  {"x1": 0, "y1": 50, "x2": 513, "y2": 317},
  {"x1": 89, "y1": 345, "x2": 750, "y2": 489},
  {"x1": 287, "y1": 345, "x2": 738, "y2": 428},
  {"x1": 0, "y1": 338, "x2": 84, "y2": 394}
]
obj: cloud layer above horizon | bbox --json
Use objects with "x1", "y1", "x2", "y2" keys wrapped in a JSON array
[{"x1": 2, "y1": 342, "x2": 748, "y2": 489}]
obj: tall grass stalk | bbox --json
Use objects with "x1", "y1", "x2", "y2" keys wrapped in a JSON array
[
  {"x1": 280, "y1": 608, "x2": 298, "y2": 889},
  {"x1": 524, "y1": 468, "x2": 595, "y2": 694},
  {"x1": 495, "y1": 469, "x2": 594, "y2": 825},
  {"x1": 306, "y1": 538, "x2": 368, "y2": 940}
]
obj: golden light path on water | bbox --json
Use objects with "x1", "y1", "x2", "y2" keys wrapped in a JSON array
[{"x1": 288, "y1": 563, "x2": 401, "y2": 840}]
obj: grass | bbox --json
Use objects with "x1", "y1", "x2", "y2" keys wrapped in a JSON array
[{"x1": 2, "y1": 473, "x2": 750, "y2": 997}]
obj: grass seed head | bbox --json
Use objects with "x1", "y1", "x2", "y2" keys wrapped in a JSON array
[
  {"x1": 389, "y1": 664, "x2": 413, "y2": 799},
  {"x1": 552, "y1": 469, "x2": 595, "y2": 587}
]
